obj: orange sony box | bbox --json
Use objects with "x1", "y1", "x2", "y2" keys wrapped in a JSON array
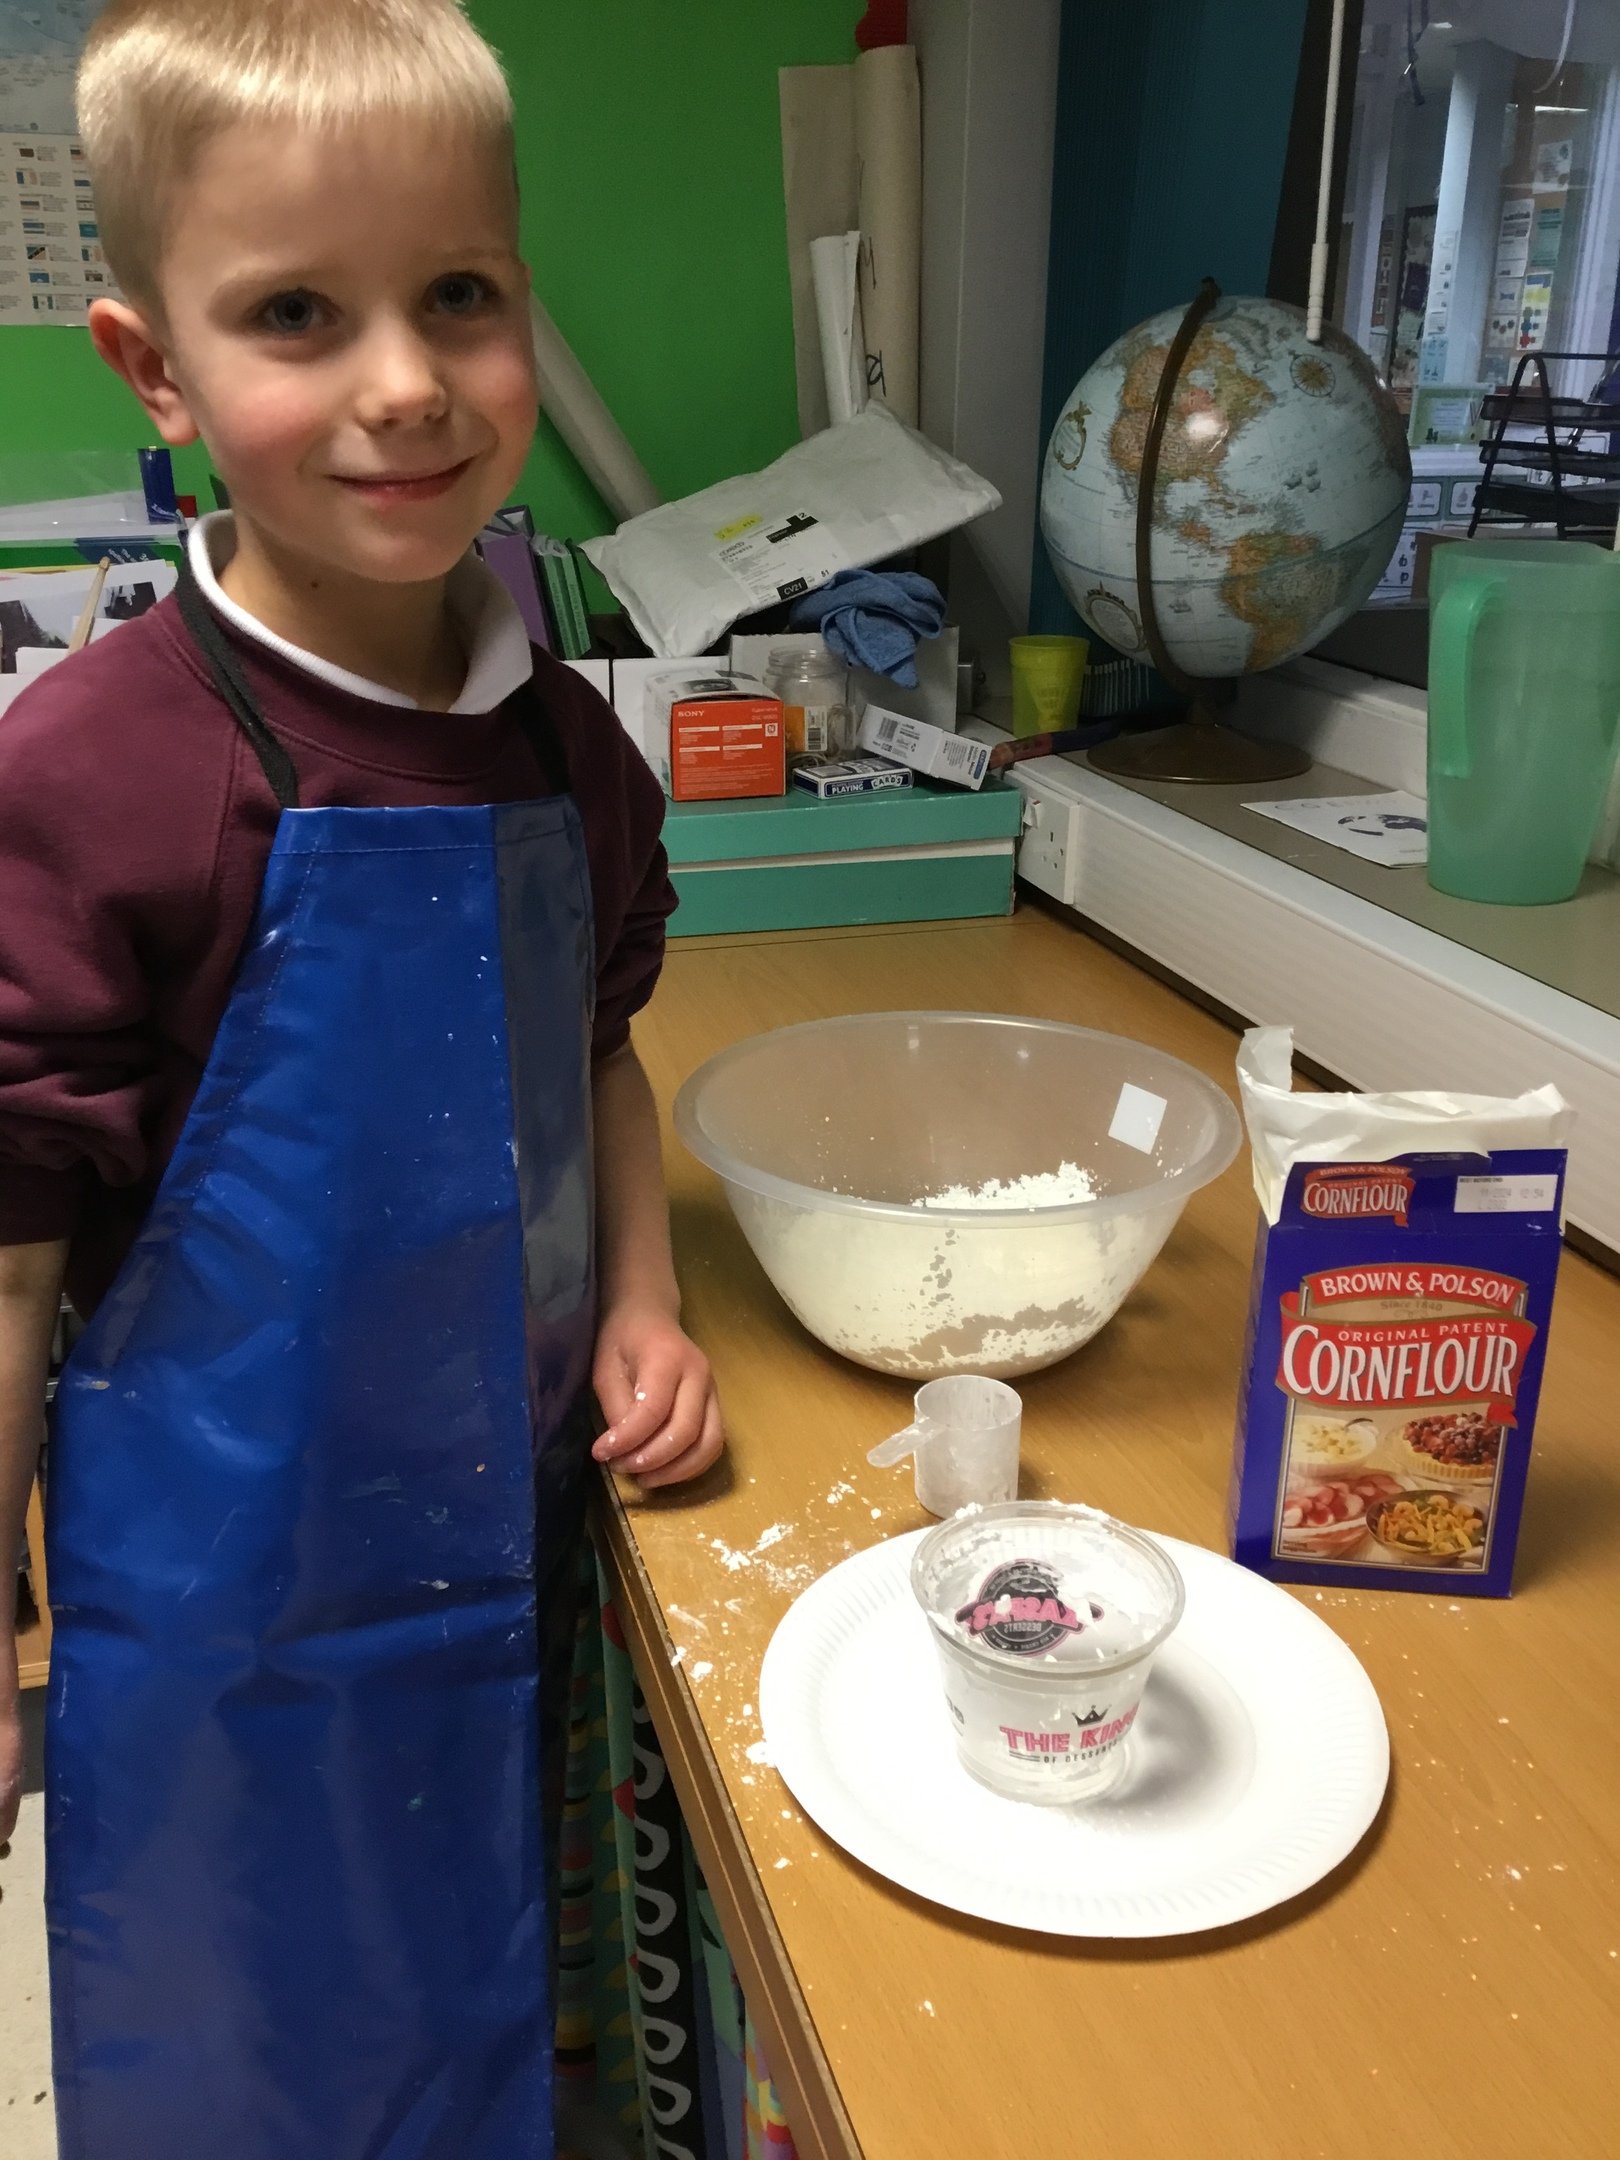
[{"x1": 663, "y1": 678, "x2": 785, "y2": 802}]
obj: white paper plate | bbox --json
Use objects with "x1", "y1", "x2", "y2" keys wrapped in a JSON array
[{"x1": 759, "y1": 1528, "x2": 1388, "y2": 1937}]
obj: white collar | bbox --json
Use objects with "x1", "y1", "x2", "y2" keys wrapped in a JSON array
[{"x1": 187, "y1": 511, "x2": 534, "y2": 714}]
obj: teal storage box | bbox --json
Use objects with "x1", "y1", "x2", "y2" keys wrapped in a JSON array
[{"x1": 663, "y1": 783, "x2": 1023, "y2": 937}]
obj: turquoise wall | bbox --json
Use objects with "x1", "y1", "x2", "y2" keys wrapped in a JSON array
[
  {"x1": 1030, "y1": 0, "x2": 1312, "y2": 633},
  {"x1": 0, "y1": 2, "x2": 858, "y2": 537}
]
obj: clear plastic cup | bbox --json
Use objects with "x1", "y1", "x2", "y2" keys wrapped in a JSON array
[
  {"x1": 867, "y1": 1375, "x2": 1021, "y2": 1517},
  {"x1": 910, "y1": 1501, "x2": 1184, "y2": 1805}
]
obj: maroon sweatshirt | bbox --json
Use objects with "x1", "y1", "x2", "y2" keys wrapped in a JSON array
[{"x1": 0, "y1": 596, "x2": 675, "y2": 1315}]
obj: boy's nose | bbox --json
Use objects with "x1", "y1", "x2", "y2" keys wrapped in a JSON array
[{"x1": 354, "y1": 325, "x2": 452, "y2": 430}]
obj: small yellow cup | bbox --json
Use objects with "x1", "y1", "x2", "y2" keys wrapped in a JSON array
[{"x1": 1009, "y1": 635, "x2": 1090, "y2": 737}]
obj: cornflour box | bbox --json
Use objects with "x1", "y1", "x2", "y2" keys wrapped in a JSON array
[{"x1": 1229, "y1": 1149, "x2": 1566, "y2": 1596}]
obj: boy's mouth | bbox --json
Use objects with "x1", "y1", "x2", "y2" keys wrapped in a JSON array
[{"x1": 330, "y1": 458, "x2": 476, "y2": 504}]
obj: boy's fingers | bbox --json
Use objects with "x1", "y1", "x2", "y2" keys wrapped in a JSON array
[
  {"x1": 1, "y1": 1711, "x2": 22, "y2": 1848},
  {"x1": 636, "y1": 1396, "x2": 725, "y2": 1490},
  {"x1": 592, "y1": 1345, "x2": 684, "y2": 1460},
  {"x1": 635, "y1": 1389, "x2": 724, "y2": 1487},
  {"x1": 592, "y1": 1339, "x2": 637, "y2": 1427},
  {"x1": 593, "y1": 1390, "x2": 670, "y2": 1460},
  {"x1": 615, "y1": 1367, "x2": 709, "y2": 1475},
  {"x1": 592, "y1": 1374, "x2": 645, "y2": 1447},
  {"x1": 593, "y1": 1369, "x2": 635, "y2": 1436}
]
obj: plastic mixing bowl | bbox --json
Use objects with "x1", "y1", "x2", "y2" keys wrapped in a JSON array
[{"x1": 673, "y1": 1012, "x2": 1241, "y2": 1378}]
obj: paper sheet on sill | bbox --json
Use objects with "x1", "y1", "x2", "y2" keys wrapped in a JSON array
[{"x1": 1242, "y1": 790, "x2": 1429, "y2": 866}]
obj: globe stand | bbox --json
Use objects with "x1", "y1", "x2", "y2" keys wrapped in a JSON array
[
  {"x1": 1088, "y1": 692, "x2": 1312, "y2": 784},
  {"x1": 1084, "y1": 277, "x2": 1313, "y2": 788}
]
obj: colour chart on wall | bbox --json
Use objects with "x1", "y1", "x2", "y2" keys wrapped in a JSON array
[{"x1": 0, "y1": 0, "x2": 114, "y2": 324}]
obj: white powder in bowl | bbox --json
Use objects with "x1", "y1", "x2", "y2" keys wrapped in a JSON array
[
  {"x1": 920, "y1": 1163, "x2": 1097, "y2": 1210},
  {"x1": 732, "y1": 1163, "x2": 1177, "y2": 1379}
]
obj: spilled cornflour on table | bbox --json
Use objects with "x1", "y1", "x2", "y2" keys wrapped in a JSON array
[{"x1": 704, "y1": 1525, "x2": 818, "y2": 1598}]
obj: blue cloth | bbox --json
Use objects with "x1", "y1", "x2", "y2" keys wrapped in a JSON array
[
  {"x1": 47, "y1": 677, "x2": 596, "y2": 2149},
  {"x1": 789, "y1": 568, "x2": 946, "y2": 687}
]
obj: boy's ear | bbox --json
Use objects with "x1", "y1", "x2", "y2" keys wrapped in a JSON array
[{"x1": 88, "y1": 298, "x2": 201, "y2": 448}]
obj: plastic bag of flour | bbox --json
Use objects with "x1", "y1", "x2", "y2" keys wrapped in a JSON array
[
  {"x1": 581, "y1": 402, "x2": 1001, "y2": 659},
  {"x1": 1236, "y1": 1028, "x2": 1575, "y2": 1222}
]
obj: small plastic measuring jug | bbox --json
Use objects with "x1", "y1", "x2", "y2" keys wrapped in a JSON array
[
  {"x1": 868, "y1": 1375, "x2": 1021, "y2": 1517},
  {"x1": 1428, "y1": 538, "x2": 1620, "y2": 904}
]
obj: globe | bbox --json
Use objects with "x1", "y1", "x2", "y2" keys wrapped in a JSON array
[{"x1": 1040, "y1": 294, "x2": 1412, "y2": 680}]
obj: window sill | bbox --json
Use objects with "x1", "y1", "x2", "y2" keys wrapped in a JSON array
[
  {"x1": 1236, "y1": 657, "x2": 1428, "y2": 793},
  {"x1": 1236, "y1": 654, "x2": 1620, "y2": 869},
  {"x1": 973, "y1": 708, "x2": 1620, "y2": 1254}
]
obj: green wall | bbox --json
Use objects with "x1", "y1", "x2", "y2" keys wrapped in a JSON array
[{"x1": 0, "y1": 1, "x2": 858, "y2": 533}]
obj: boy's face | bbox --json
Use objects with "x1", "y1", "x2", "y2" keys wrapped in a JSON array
[{"x1": 98, "y1": 119, "x2": 537, "y2": 586}]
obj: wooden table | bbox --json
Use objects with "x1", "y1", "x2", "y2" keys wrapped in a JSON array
[{"x1": 599, "y1": 906, "x2": 1620, "y2": 2160}]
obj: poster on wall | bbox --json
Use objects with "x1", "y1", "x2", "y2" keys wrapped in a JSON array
[
  {"x1": 1495, "y1": 197, "x2": 1533, "y2": 275},
  {"x1": 1484, "y1": 196, "x2": 1536, "y2": 378},
  {"x1": 0, "y1": 133, "x2": 117, "y2": 322},
  {"x1": 0, "y1": 0, "x2": 113, "y2": 324},
  {"x1": 1390, "y1": 203, "x2": 1437, "y2": 398},
  {"x1": 1487, "y1": 267, "x2": 1523, "y2": 358},
  {"x1": 1367, "y1": 214, "x2": 1395, "y2": 371},
  {"x1": 1423, "y1": 229, "x2": 1458, "y2": 337},
  {"x1": 1529, "y1": 205, "x2": 1565, "y2": 273},
  {"x1": 1532, "y1": 139, "x2": 1573, "y2": 194},
  {"x1": 0, "y1": 0, "x2": 97, "y2": 132},
  {"x1": 1519, "y1": 277, "x2": 1554, "y2": 349}
]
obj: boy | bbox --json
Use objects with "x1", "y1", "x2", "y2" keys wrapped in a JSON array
[{"x1": 0, "y1": 4, "x2": 721, "y2": 2154}]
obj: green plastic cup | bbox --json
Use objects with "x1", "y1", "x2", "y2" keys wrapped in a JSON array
[{"x1": 1010, "y1": 635, "x2": 1089, "y2": 739}]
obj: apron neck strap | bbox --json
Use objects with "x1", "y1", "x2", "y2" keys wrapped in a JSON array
[
  {"x1": 176, "y1": 558, "x2": 301, "y2": 810},
  {"x1": 514, "y1": 681, "x2": 571, "y2": 796},
  {"x1": 175, "y1": 553, "x2": 572, "y2": 808}
]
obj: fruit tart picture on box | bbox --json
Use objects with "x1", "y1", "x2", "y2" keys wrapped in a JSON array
[{"x1": 1267, "y1": 1244, "x2": 1539, "y2": 1577}]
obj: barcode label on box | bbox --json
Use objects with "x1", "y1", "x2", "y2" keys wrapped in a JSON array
[
  {"x1": 934, "y1": 735, "x2": 985, "y2": 782},
  {"x1": 1454, "y1": 1175, "x2": 1560, "y2": 1215},
  {"x1": 863, "y1": 708, "x2": 989, "y2": 788}
]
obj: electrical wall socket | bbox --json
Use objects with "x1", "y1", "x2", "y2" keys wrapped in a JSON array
[{"x1": 1014, "y1": 786, "x2": 1078, "y2": 907}]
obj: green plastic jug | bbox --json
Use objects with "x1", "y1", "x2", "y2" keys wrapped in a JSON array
[{"x1": 1428, "y1": 538, "x2": 1620, "y2": 905}]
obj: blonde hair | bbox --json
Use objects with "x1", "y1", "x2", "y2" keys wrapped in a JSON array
[{"x1": 78, "y1": 0, "x2": 515, "y2": 305}]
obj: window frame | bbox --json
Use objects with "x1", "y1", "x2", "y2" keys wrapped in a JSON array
[{"x1": 1268, "y1": 0, "x2": 1620, "y2": 693}]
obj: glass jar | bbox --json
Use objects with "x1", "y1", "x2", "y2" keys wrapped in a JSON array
[{"x1": 766, "y1": 645, "x2": 859, "y2": 763}]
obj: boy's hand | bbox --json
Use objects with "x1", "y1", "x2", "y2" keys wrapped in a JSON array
[
  {"x1": 1, "y1": 1237, "x2": 66, "y2": 1852},
  {"x1": 1, "y1": 1671, "x2": 21, "y2": 1849},
  {"x1": 592, "y1": 1301, "x2": 724, "y2": 1490}
]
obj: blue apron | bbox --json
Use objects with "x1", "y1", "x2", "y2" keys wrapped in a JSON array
[{"x1": 45, "y1": 574, "x2": 596, "y2": 2159}]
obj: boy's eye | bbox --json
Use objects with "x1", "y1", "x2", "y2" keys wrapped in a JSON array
[
  {"x1": 259, "y1": 288, "x2": 324, "y2": 335},
  {"x1": 431, "y1": 272, "x2": 494, "y2": 316}
]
